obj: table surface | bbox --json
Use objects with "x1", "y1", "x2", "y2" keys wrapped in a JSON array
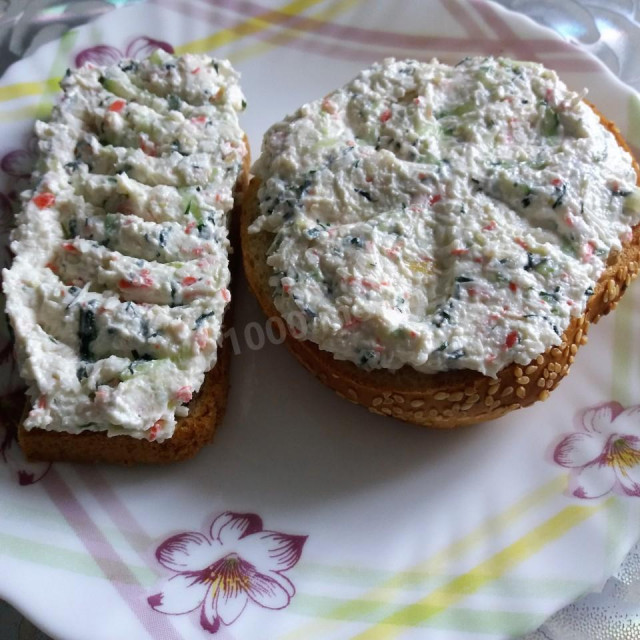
[{"x1": 1, "y1": 1, "x2": 640, "y2": 638}]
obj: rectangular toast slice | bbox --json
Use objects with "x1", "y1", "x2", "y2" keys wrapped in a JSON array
[{"x1": 3, "y1": 50, "x2": 249, "y2": 463}]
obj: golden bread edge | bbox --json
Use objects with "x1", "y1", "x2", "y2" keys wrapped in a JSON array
[
  {"x1": 240, "y1": 105, "x2": 640, "y2": 429},
  {"x1": 16, "y1": 140, "x2": 251, "y2": 464}
]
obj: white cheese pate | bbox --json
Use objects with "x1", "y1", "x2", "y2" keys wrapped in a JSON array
[
  {"x1": 250, "y1": 56, "x2": 640, "y2": 377},
  {"x1": 2, "y1": 50, "x2": 247, "y2": 441}
]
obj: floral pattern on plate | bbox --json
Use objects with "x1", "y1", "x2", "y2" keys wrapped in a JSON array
[
  {"x1": 75, "y1": 36, "x2": 174, "y2": 68},
  {"x1": 0, "y1": 391, "x2": 50, "y2": 486},
  {"x1": 554, "y1": 402, "x2": 640, "y2": 498},
  {"x1": 148, "y1": 511, "x2": 307, "y2": 634}
]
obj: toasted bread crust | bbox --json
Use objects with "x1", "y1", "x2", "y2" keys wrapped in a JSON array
[
  {"x1": 17, "y1": 143, "x2": 250, "y2": 464},
  {"x1": 17, "y1": 331, "x2": 231, "y2": 464},
  {"x1": 241, "y1": 105, "x2": 640, "y2": 428}
]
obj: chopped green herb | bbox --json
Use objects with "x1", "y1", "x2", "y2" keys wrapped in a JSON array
[
  {"x1": 167, "y1": 94, "x2": 181, "y2": 110},
  {"x1": 354, "y1": 188, "x2": 375, "y2": 202},
  {"x1": 552, "y1": 183, "x2": 567, "y2": 209},
  {"x1": 194, "y1": 310, "x2": 215, "y2": 328},
  {"x1": 78, "y1": 308, "x2": 97, "y2": 361}
]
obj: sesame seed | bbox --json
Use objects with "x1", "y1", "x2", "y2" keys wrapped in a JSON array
[
  {"x1": 449, "y1": 391, "x2": 464, "y2": 402},
  {"x1": 525, "y1": 365, "x2": 538, "y2": 375},
  {"x1": 513, "y1": 366, "x2": 523, "y2": 378},
  {"x1": 539, "y1": 390, "x2": 550, "y2": 401},
  {"x1": 537, "y1": 378, "x2": 546, "y2": 388},
  {"x1": 500, "y1": 386, "x2": 514, "y2": 397},
  {"x1": 372, "y1": 397, "x2": 383, "y2": 407},
  {"x1": 570, "y1": 344, "x2": 577, "y2": 355},
  {"x1": 428, "y1": 408, "x2": 439, "y2": 418},
  {"x1": 434, "y1": 391, "x2": 450, "y2": 401},
  {"x1": 393, "y1": 394, "x2": 405, "y2": 404},
  {"x1": 410, "y1": 399, "x2": 425, "y2": 408},
  {"x1": 516, "y1": 376, "x2": 530, "y2": 385},
  {"x1": 516, "y1": 386, "x2": 526, "y2": 399}
]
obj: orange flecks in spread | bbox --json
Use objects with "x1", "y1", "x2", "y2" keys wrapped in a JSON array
[
  {"x1": 108, "y1": 99, "x2": 126, "y2": 112},
  {"x1": 62, "y1": 242, "x2": 80, "y2": 254},
  {"x1": 505, "y1": 330, "x2": 519, "y2": 349},
  {"x1": 33, "y1": 192, "x2": 55, "y2": 209},
  {"x1": 148, "y1": 419, "x2": 164, "y2": 441},
  {"x1": 119, "y1": 269, "x2": 153, "y2": 289},
  {"x1": 176, "y1": 386, "x2": 193, "y2": 403}
]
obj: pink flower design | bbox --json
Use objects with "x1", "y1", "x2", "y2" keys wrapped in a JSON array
[
  {"x1": 75, "y1": 36, "x2": 174, "y2": 68},
  {"x1": 0, "y1": 392, "x2": 51, "y2": 486},
  {"x1": 0, "y1": 149, "x2": 35, "y2": 179},
  {"x1": 0, "y1": 134, "x2": 38, "y2": 235},
  {"x1": 148, "y1": 512, "x2": 307, "y2": 633},
  {"x1": 554, "y1": 402, "x2": 640, "y2": 498},
  {"x1": 0, "y1": 191, "x2": 14, "y2": 237}
]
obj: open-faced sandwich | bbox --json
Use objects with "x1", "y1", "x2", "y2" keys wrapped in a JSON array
[
  {"x1": 242, "y1": 56, "x2": 640, "y2": 428},
  {"x1": 3, "y1": 50, "x2": 249, "y2": 463}
]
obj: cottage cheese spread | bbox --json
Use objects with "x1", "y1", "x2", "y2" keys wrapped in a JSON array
[
  {"x1": 2, "y1": 50, "x2": 247, "y2": 441},
  {"x1": 250, "y1": 57, "x2": 640, "y2": 377}
]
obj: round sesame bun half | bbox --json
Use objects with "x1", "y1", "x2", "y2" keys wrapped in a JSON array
[{"x1": 241, "y1": 104, "x2": 640, "y2": 430}]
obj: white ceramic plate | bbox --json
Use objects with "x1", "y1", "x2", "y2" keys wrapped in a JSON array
[{"x1": 2, "y1": 1, "x2": 640, "y2": 639}]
